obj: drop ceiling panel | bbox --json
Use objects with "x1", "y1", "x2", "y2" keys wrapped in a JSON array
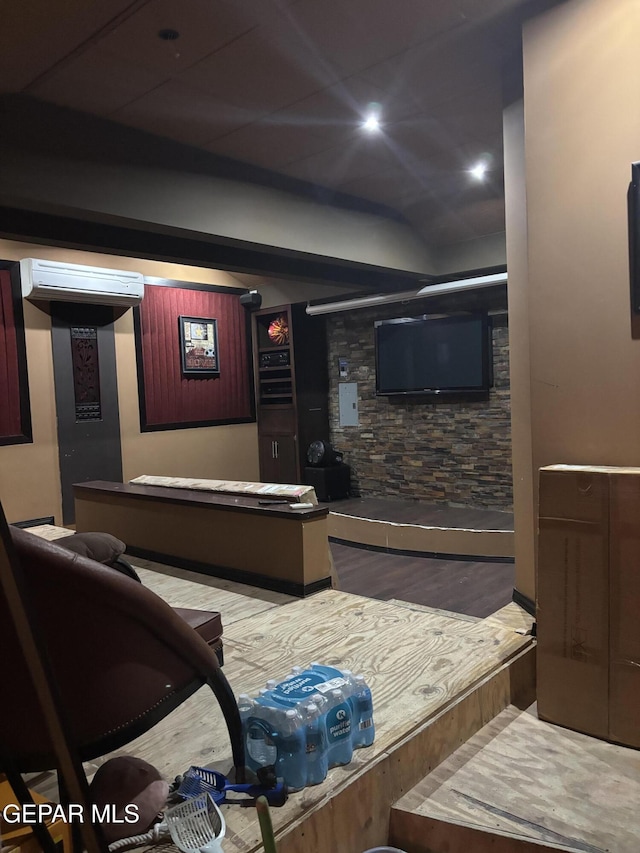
[
  {"x1": 263, "y1": 73, "x2": 415, "y2": 154},
  {"x1": 432, "y1": 83, "x2": 504, "y2": 135},
  {"x1": 413, "y1": 196, "x2": 506, "y2": 244},
  {"x1": 282, "y1": 0, "x2": 466, "y2": 79},
  {"x1": 29, "y1": 44, "x2": 168, "y2": 116},
  {"x1": 356, "y1": 34, "x2": 500, "y2": 116},
  {"x1": 375, "y1": 118, "x2": 467, "y2": 173},
  {"x1": 178, "y1": 26, "x2": 337, "y2": 116},
  {"x1": 0, "y1": 0, "x2": 137, "y2": 91},
  {"x1": 89, "y1": 0, "x2": 262, "y2": 76},
  {"x1": 381, "y1": 88, "x2": 505, "y2": 176},
  {"x1": 205, "y1": 74, "x2": 401, "y2": 168}
]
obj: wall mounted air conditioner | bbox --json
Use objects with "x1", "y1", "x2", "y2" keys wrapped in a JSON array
[{"x1": 20, "y1": 258, "x2": 145, "y2": 307}]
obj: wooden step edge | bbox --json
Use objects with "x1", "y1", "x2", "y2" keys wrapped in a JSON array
[
  {"x1": 389, "y1": 809, "x2": 579, "y2": 853},
  {"x1": 271, "y1": 643, "x2": 536, "y2": 853},
  {"x1": 327, "y1": 512, "x2": 515, "y2": 559}
]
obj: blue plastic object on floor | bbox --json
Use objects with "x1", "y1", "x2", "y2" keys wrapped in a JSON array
[{"x1": 174, "y1": 765, "x2": 288, "y2": 807}]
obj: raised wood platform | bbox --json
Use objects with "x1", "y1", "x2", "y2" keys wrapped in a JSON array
[
  {"x1": 107, "y1": 587, "x2": 533, "y2": 853},
  {"x1": 32, "y1": 525, "x2": 635, "y2": 853},
  {"x1": 73, "y1": 480, "x2": 334, "y2": 596},
  {"x1": 23, "y1": 532, "x2": 534, "y2": 852},
  {"x1": 390, "y1": 702, "x2": 640, "y2": 853},
  {"x1": 328, "y1": 497, "x2": 514, "y2": 560}
]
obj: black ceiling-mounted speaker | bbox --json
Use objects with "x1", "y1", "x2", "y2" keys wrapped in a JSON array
[
  {"x1": 307, "y1": 440, "x2": 343, "y2": 467},
  {"x1": 239, "y1": 290, "x2": 262, "y2": 309}
]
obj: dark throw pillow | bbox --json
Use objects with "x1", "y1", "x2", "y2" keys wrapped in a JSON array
[{"x1": 56, "y1": 532, "x2": 126, "y2": 565}]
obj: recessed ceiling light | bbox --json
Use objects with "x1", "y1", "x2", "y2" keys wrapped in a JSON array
[
  {"x1": 361, "y1": 102, "x2": 382, "y2": 133},
  {"x1": 469, "y1": 161, "x2": 488, "y2": 181},
  {"x1": 362, "y1": 114, "x2": 381, "y2": 133}
]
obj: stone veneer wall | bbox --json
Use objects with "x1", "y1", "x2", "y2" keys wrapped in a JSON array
[{"x1": 326, "y1": 299, "x2": 512, "y2": 511}]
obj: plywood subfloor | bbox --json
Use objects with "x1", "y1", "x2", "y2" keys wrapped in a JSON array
[
  {"x1": 391, "y1": 703, "x2": 640, "y2": 853},
  {"x1": 483, "y1": 602, "x2": 535, "y2": 634},
  {"x1": 23, "y1": 526, "x2": 533, "y2": 852},
  {"x1": 100, "y1": 589, "x2": 531, "y2": 853},
  {"x1": 132, "y1": 556, "x2": 294, "y2": 625},
  {"x1": 388, "y1": 598, "x2": 481, "y2": 623},
  {"x1": 386, "y1": 601, "x2": 534, "y2": 633}
]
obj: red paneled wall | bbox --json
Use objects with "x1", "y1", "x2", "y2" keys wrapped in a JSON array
[
  {"x1": 137, "y1": 284, "x2": 253, "y2": 429},
  {"x1": 0, "y1": 270, "x2": 24, "y2": 440}
]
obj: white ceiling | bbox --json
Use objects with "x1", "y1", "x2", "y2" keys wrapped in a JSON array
[{"x1": 0, "y1": 0, "x2": 539, "y2": 252}]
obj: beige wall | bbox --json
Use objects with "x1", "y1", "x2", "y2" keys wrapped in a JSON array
[
  {"x1": 0, "y1": 239, "x2": 262, "y2": 523},
  {"x1": 504, "y1": 99, "x2": 535, "y2": 601},
  {"x1": 511, "y1": 0, "x2": 640, "y2": 598},
  {"x1": 0, "y1": 297, "x2": 62, "y2": 524}
]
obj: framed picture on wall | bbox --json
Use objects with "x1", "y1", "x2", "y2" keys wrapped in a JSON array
[{"x1": 178, "y1": 315, "x2": 220, "y2": 376}]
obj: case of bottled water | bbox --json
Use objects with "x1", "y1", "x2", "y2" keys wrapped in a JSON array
[{"x1": 237, "y1": 663, "x2": 375, "y2": 790}]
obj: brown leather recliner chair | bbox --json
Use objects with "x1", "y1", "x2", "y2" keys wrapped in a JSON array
[
  {"x1": 52, "y1": 530, "x2": 226, "y2": 664},
  {"x1": 0, "y1": 525, "x2": 245, "y2": 797}
]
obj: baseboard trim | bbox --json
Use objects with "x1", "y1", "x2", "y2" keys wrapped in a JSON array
[
  {"x1": 512, "y1": 587, "x2": 536, "y2": 617},
  {"x1": 125, "y1": 545, "x2": 332, "y2": 598}
]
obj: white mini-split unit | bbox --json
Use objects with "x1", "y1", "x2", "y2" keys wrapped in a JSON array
[{"x1": 20, "y1": 258, "x2": 145, "y2": 307}]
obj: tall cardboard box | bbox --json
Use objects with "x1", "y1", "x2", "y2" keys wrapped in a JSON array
[
  {"x1": 537, "y1": 465, "x2": 640, "y2": 747},
  {"x1": 537, "y1": 466, "x2": 610, "y2": 739},
  {"x1": 609, "y1": 473, "x2": 640, "y2": 746}
]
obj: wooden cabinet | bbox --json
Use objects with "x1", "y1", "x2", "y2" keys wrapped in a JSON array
[
  {"x1": 258, "y1": 433, "x2": 298, "y2": 483},
  {"x1": 252, "y1": 303, "x2": 329, "y2": 484}
]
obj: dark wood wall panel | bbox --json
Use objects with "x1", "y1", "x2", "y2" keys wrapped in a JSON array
[
  {"x1": 0, "y1": 269, "x2": 27, "y2": 441},
  {"x1": 137, "y1": 284, "x2": 252, "y2": 429}
]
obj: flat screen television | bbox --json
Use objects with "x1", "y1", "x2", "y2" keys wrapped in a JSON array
[{"x1": 374, "y1": 312, "x2": 491, "y2": 397}]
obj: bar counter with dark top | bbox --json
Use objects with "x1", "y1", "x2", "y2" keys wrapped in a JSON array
[{"x1": 74, "y1": 480, "x2": 333, "y2": 596}]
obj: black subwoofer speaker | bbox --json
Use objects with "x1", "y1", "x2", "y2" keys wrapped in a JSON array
[{"x1": 304, "y1": 464, "x2": 350, "y2": 502}]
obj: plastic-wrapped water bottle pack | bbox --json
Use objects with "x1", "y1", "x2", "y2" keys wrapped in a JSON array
[{"x1": 237, "y1": 663, "x2": 375, "y2": 790}]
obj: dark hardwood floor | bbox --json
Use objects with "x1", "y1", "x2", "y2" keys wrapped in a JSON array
[{"x1": 330, "y1": 541, "x2": 514, "y2": 619}]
